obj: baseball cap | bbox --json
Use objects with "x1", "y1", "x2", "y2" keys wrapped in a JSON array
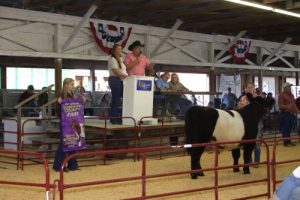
[{"x1": 282, "y1": 82, "x2": 292, "y2": 89}]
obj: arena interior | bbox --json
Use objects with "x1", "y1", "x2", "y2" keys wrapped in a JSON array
[{"x1": 0, "y1": 0, "x2": 300, "y2": 199}]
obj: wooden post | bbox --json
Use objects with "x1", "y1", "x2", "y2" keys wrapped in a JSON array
[
  {"x1": 1, "y1": 65, "x2": 6, "y2": 89},
  {"x1": 295, "y1": 51, "x2": 299, "y2": 86},
  {"x1": 278, "y1": 76, "x2": 283, "y2": 95},
  {"x1": 209, "y1": 68, "x2": 216, "y2": 104},
  {"x1": 90, "y1": 68, "x2": 95, "y2": 92},
  {"x1": 55, "y1": 58, "x2": 62, "y2": 97},
  {"x1": 54, "y1": 23, "x2": 62, "y2": 97},
  {"x1": 257, "y1": 47, "x2": 263, "y2": 91}
]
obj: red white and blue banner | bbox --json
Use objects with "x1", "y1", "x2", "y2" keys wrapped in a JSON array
[
  {"x1": 61, "y1": 98, "x2": 86, "y2": 152},
  {"x1": 229, "y1": 39, "x2": 251, "y2": 64},
  {"x1": 90, "y1": 21, "x2": 132, "y2": 54}
]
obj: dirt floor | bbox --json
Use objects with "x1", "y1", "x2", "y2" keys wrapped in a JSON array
[{"x1": 0, "y1": 143, "x2": 300, "y2": 200}]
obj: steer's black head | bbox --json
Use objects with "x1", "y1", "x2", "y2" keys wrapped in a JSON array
[{"x1": 242, "y1": 93, "x2": 270, "y2": 117}]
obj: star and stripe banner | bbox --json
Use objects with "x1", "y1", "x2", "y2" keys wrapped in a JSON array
[
  {"x1": 90, "y1": 21, "x2": 132, "y2": 54},
  {"x1": 229, "y1": 39, "x2": 251, "y2": 64}
]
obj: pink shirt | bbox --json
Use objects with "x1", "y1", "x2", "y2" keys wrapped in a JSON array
[{"x1": 124, "y1": 53, "x2": 151, "y2": 76}]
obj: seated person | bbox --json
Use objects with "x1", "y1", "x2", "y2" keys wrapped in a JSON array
[
  {"x1": 155, "y1": 72, "x2": 171, "y2": 92},
  {"x1": 169, "y1": 73, "x2": 188, "y2": 92},
  {"x1": 37, "y1": 87, "x2": 48, "y2": 107},
  {"x1": 168, "y1": 73, "x2": 193, "y2": 116},
  {"x1": 99, "y1": 94, "x2": 111, "y2": 117},
  {"x1": 271, "y1": 166, "x2": 300, "y2": 200},
  {"x1": 74, "y1": 85, "x2": 93, "y2": 116},
  {"x1": 19, "y1": 85, "x2": 38, "y2": 117},
  {"x1": 154, "y1": 72, "x2": 171, "y2": 115}
]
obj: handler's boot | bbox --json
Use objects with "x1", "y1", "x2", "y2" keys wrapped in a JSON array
[
  {"x1": 233, "y1": 167, "x2": 240, "y2": 173},
  {"x1": 191, "y1": 174, "x2": 198, "y2": 179},
  {"x1": 243, "y1": 167, "x2": 250, "y2": 174}
]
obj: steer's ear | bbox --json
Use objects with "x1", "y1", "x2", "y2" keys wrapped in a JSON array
[{"x1": 254, "y1": 96, "x2": 265, "y2": 105}]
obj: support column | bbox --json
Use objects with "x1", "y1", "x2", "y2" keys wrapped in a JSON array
[
  {"x1": 90, "y1": 68, "x2": 95, "y2": 92},
  {"x1": 54, "y1": 23, "x2": 62, "y2": 97},
  {"x1": 277, "y1": 76, "x2": 284, "y2": 95},
  {"x1": 257, "y1": 47, "x2": 263, "y2": 91},
  {"x1": 55, "y1": 58, "x2": 62, "y2": 97},
  {"x1": 1, "y1": 65, "x2": 6, "y2": 89},
  {"x1": 209, "y1": 69, "x2": 216, "y2": 104},
  {"x1": 295, "y1": 51, "x2": 299, "y2": 85}
]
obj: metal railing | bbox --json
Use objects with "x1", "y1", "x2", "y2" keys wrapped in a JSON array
[{"x1": 14, "y1": 84, "x2": 55, "y2": 152}]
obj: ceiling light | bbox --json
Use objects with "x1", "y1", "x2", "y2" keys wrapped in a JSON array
[
  {"x1": 224, "y1": 0, "x2": 300, "y2": 18},
  {"x1": 273, "y1": 8, "x2": 300, "y2": 18},
  {"x1": 224, "y1": 0, "x2": 272, "y2": 11}
]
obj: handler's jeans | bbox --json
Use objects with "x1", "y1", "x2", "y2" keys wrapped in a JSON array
[
  {"x1": 275, "y1": 174, "x2": 300, "y2": 200},
  {"x1": 280, "y1": 112, "x2": 295, "y2": 145},
  {"x1": 53, "y1": 125, "x2": 78, "y2": 171},
  {"x1": 108, "y1": 76, "x2": 123, "y2": 124}
]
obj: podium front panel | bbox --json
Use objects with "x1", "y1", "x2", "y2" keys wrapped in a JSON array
[{"x1": 122, "y1": 76, "x2": 154, "y2": 125}]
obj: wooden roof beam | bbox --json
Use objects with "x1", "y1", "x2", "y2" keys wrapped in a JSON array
[
  {"x1": 151, "y1": 18, "x2": 183, "y2": 57},
  {"x1": 28, "y1": 0, "x2": 73, "y2": 9},
  {"x1": 62, "y1": 4, "x2": 97, "y2": 51},
  {"x1": 262, "y1": 37, "x2": 292, "y2": 65}
]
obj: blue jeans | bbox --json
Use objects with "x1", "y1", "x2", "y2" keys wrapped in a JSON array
[
  {"x1": 280, "y1": 112, "x2": 295, "y2": 144},
  {"x1": 253, "y1": 120, "x2": 262, "y2": 163},
  {"x1": 108, "y1": 76, "x2": 123, "y2": 124},
  {"x1": 53, "y1": 125, "x2": 78, "y2": 171},
  {"x1": 275, "y1": 174, "x2": 300, "y2": 200}
]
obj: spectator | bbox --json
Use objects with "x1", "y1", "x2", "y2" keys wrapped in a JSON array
[
  {"x1": 207, "y1": 101, "x2": 214, "y2": 108},
  {"x1": 295, "y1": 96, "x2": 300, "y2": 138},
  {"x1": 74, "y1": 80, "x2": 93, "y2": 116},
  {"x1": 154, "y1": 72, "x2": 171, "y2": 115},
  {"x1": 264, "y1": 92, "x2": 276, "y2": 131},
  {"x1": 222, "y1": 87, "x2": 238, "y2": 110},
  {"x1": 99, "y1": 94, "x2": 111, "y2": 117},
  {"x1": 37, "y1": 87, "x2": 48, "y2": 107},
  {"x1": 155, "y1": 72, "x2": 171, "y2": 91},
  {"x1": 266, "y1": 92, "x2": 276, "y2": 111},
  {"x1": 278, "y1": 82, "x2": 299, "y2": 147},
  {"x1": 168, "y1": 73, "x2": 193, "y2": 116},
  {"x1": 270, "y1": 166, "x2": 300, "y2": 200},
  {"x1": 19, "y1": 85, "x2": 37, "y2": 117},
  {"x1": 124, "y1": 40, "x2": 154, "y2": 76},
  {"x1": 169, "y1": 73, "x2": 188, "y2": 92}
]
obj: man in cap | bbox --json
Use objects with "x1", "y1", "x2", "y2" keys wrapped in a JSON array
[
  {"x1": 124, "y1": 40, "x2": 154, "y2": 76},
  {"x1": 278, "y1": 82, "x2": 299, "y2": 146}
]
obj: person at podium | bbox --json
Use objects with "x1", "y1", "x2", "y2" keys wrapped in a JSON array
[
  {"x1": 108, "y1": 44, "x2": 128, "y2": 124},
  {"x1": 124, "y1": 40, "x2": 154, "y2": 76}
]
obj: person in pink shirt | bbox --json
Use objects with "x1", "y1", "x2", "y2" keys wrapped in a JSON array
[{"x1": 124, "y1": 40, "x2": 154, "y2": 76}]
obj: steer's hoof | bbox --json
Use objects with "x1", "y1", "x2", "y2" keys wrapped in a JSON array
[
  {"x1": 243, "y1": 169, "x2": 251, "y2": 174},
  {"x1": 196, "y1": 172, "x2": 204, "y2": 176},
  {"x1": 233, "y1": 168, "x2": 240, "y2": 173},
  {"x1": 191, "y1": 174, "x2": 198, "y2": 179}
]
